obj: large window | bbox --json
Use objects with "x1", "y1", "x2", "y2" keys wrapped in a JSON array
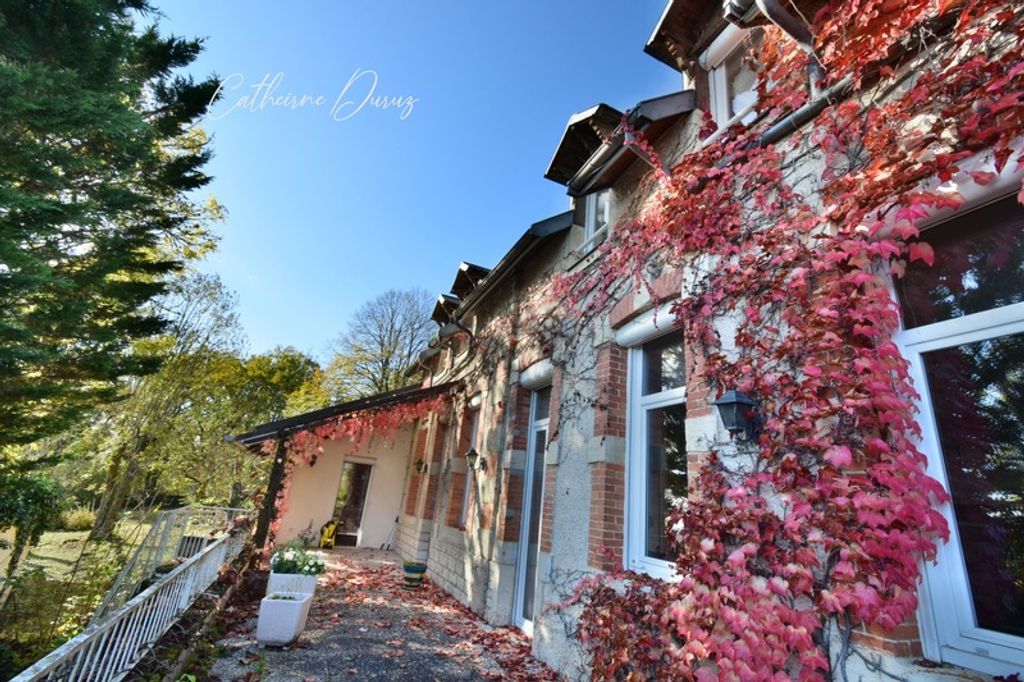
[
  {"x1": 895, "y1": 195, "x2": 1024, "y2": 675},
  {"x1": 627, "y1": 330, "x2": 688, "y2": 578}
]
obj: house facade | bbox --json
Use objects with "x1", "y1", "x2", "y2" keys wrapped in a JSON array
[{"x1": 245, "y1": 1, "x2": 1023, "y2": 679}]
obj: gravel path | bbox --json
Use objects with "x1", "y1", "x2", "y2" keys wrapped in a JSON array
[{"x1": 208, "y1": 548, "x2": 558, "y2": 681}]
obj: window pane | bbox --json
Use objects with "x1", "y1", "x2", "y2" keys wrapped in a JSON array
[
  {"x1": 724, "y1": 29, "x2": 762, "y2": 119},
  {"x1": 594, "y1": 190, "x2": 610, "y2": 232},
  {"x1": 522, "y1": 427, "x2": 546, "y2": 621},
  {"x1": 643, "y1": 331, "x2": 686, "y2": 395},
  {"x1": 468, "y1": 409, "x2": 480, "y2": 450},
  {"x1": 645, "y1": 404, "x2": 688, "y2": 559},
  {"x1": 923, "y1": 333, "x2": 1024, "y2": 638},
  {"x1": 533, "y1": 386, "x2": 551, "y2": 421},
  {"x1": 896, "y1": 196, "x2": 1024, "y2": 329}
]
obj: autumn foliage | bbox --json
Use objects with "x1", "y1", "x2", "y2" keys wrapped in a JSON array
[
  {"x1": 557, "y1": 0, "x2": 1024, "y2": 679},
  {"x1": 261, "y1": 395, "x2": 449, "y2": 540}
]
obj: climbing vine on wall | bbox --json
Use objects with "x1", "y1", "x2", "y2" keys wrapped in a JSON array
[
  {"x1": 260, "y1": 394, "x2": 450, "y2": 541},
  {"x1": 556, "y1": 0, "x2": 1024, "y2": 679}
]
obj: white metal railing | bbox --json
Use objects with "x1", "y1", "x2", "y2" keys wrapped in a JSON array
[
  {"x1": 90, "y1": 506, "x2": 249, "y2": 625},
  {"x1": 12, "y1": 527, "x2": 249, "y2": 682}
]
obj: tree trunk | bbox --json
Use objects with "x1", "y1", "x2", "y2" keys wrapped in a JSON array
[
  {"x1": 90, "y1": 447, "x2": 126, "y2": 541},
  {"x1": 91, "y1": 436, "x2": 147, "y2": 540}
]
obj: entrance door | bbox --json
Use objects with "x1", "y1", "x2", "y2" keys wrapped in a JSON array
[
  {"x1": 334, "y1": 461, "x2": 373, "y2": 547},
  {"x1": 514, "y1": 386, "x2": 551, "y2": 634}
]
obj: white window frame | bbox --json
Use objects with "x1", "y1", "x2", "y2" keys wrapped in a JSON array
[
  {"x1": 893, "y1": 193, "x2": 1024, "y2": 675},
  {"x1": 618, "y1": 306, "x2": 686, "y2": 582},
  {"x1": 701, "y1": 23, "x2": 760, "y2": 129},
  {"x1": 582, "y1": 188, "x2": 613, "y2": 248}
]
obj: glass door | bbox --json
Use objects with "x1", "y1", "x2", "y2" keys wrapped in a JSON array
[{"x1": 514, "y1": 386, "x2": 551, "y2": 634}]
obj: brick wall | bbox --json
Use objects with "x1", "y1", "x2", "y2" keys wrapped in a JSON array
[
  {"x1": 685, "y1": 343, "x2": 712, "y2": 419},
  {"x1": 852, "y1": 617, "x2": 924, "y2": 658},
  {"x1": 588, "y1": 462, "x2": 625, "y2": 570},
  {"x1": 404, "y1": 474, "x2": 421, "y2": 516},
  {"x1": 421, "y1": 473, "x2": 440, "y2": 520},
  {"x1": 609, "y1": 267, "x2": 684, "y2": 329},
  {"x1": 594, "y1": 343, "x2": 627, "y2": 438},
  {"x1": 446, "y1": 471, "x2": 467, "y2": 528},
  {"x1": 510, "y1": 384, "x2": 532, "y2": 451},
  {"x1": 540, "y1": 464, "x2": 557, "y2": 552},
  {"x1": 419, "y1": 421, "x2": 448, "y2": 521},
  {"x1": 497, "y1": 471, "x2": 524, "y2": 542}
]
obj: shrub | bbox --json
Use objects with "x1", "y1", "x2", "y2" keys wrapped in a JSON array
[{"x1": 59, "y1": 507, "x2": 96, "y2": 532}]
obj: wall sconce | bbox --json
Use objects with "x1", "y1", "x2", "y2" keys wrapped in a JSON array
[
  {"x1": 465, "y1": 448, "x2": 486, "y2": 472},
  {"x1": 711, "y1": 390, "x2": 762, "y2": 442},
  {"x1": 414, "y1": 459, "x2": 427, "y2": 474}
]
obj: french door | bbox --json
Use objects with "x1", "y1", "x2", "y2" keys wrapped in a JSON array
[
  {"x1": 513, "y1": 386, "x2": 551, "y2": 634},
  {"x1": 894, "y1": 195, "x2": 1024, "y2": 674}
]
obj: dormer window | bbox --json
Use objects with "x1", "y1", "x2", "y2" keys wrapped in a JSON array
[
  {"x1": 584, "y1": 188, "x2": 612, "y2": 241},
  {"x1": 703, "y1": 25, "x2": 764, "y2": 128}
]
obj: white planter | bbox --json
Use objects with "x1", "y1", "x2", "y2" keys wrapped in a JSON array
[
  {"x1": 267, "y1": 571, "x2": 318, "y2": 596},
  {"x1": 256, "y1": 591, "x2": 312, "y2": 646}
]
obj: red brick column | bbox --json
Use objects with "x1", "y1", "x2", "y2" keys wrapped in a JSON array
[
  {"x1": 588, "y1": 463, "x2": 625, "y2": 570},
  {"x1": 540, "y1": 464, "x2": 557, "y2": 552},
  {"x1": 402, "y1": 424, "x2": 429, "y2": 517},
  {"x1": 446, "y1": 472, "x2": 467, "y2": 528},
  {"x1": 404, "y1": 474, "x2": 421, "y2": 516},
  {"x1": 594, "y1": 344, "x2": 627, "y2": 438},
  {"x1": 497, "y1": 472, "x2": 524, "y2": 542},
  {"x1": 589, "y1": 343, "x2": 628, "y2": 570},
  {"x1": 419, "y1": 422, "x2": 448, "y2": 520}
]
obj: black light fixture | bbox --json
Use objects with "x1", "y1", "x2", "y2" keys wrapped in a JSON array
[
  {"x1": 465, "y1": 447, "x2": 486, "y2": 472},
  {"x1": 712, "y1": 390, "x2": 762, "y2": 442},
  {"x1": 414, "y1": 459, "x2": 427, "y2": 474}
]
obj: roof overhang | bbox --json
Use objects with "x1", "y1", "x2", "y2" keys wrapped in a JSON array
[
  {"x1": 645, "y1": 0, "x2": 730, "y2": 72},
  {"x1": 545, "y1": 104, "x2": 624, "y2": 185},
  {"x1": 455, "y1": 210, "x2": 575, "y2": 317},
  {"x1": 450, "y1": 262, "x2": 490, "y2": 299},
  {"x1": 227, "y1": 381, "x2": 458, "y2": 448},
  {"x1": 431, "y1": 293, "x2": 461, "y2": 324},
  {"x1": 552, "y1": 90, "x2": 696, "y2": 197}
]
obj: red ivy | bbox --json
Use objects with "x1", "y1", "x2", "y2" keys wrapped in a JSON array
[
  {"x1": 261, "y1": 395, "x2": 450, "y2": 541},
  {"x1": 557, "y1": 0, "x2": 1024, "y2": 679}
]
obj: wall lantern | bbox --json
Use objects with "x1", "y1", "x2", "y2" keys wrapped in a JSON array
[
  {"x1": 414, "y1": 459, "x2": 427, "y2": 474},
  {"x1": 465, "y1": 447, "x2": 486, "y2": 472},
  {"x1": 711, "y1": 390, "x2": 762, "y2": 442}
]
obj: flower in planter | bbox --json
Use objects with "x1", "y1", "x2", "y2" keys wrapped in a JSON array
[{"x1": 269, "y1": 544, "x2": 326, "y2": 575}]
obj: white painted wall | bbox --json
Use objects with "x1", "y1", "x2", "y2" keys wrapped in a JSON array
[{"x1": 275, "y1": 425, "x2": 413, "y2": 550}]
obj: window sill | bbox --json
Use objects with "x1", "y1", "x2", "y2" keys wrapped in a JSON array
[{"x1": 567, "y1": 226, "x2": 609, "y2": 272}]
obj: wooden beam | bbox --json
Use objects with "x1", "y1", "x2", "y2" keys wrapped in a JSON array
[{"x1": 253, "y1": 434, "x2": 287, "y2": 551}]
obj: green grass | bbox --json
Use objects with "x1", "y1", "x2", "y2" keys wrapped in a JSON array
[{"x1": 21, "y1": 518, "x2": 151, "y2": 581}]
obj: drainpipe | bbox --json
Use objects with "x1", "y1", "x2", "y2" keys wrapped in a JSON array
[{"x1": 758, "y1": 75, "x2": 853, "y2": 146}]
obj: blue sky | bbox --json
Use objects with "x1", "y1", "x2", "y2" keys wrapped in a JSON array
[{"x1": 160, "y1": 2, "x2": 681, "y2": 359}]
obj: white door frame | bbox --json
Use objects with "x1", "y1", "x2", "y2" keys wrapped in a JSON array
[
  {"x1": 337, "y1": 457, "x2": 375, "y2": 547},
  {"x1": 513, "y1": 389, "x2": 550, "y2": 635},
  {"x1": 896, "y1": 301, "x2": 1024, "y2": 674}
]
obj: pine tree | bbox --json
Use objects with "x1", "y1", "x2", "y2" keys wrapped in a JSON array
[{"x1": 0, "y1": 0, "x2": 221, "y2": 446}]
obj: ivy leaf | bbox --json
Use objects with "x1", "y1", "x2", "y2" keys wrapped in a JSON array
[
  {"x1": 907, "y1": 242, "x2": 935, "y2": 266},
  {"x1": 824, "y1": 445, "x2": 853, "y2": 468}
]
